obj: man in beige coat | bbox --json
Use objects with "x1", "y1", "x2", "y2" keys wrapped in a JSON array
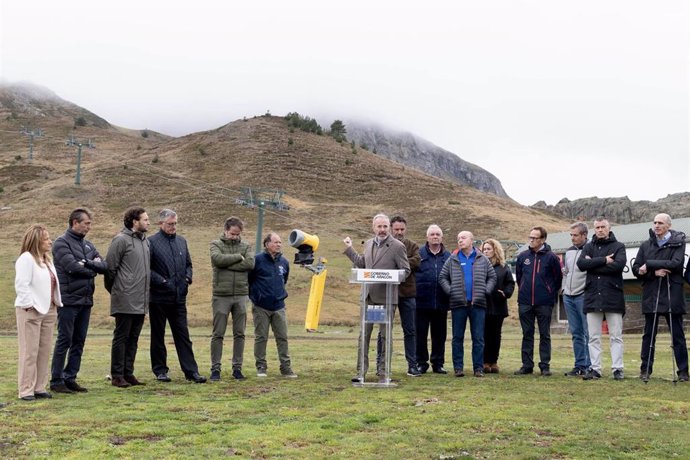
[{"x1": 344, "y1": 213, "x2": 410, "y2": 382}]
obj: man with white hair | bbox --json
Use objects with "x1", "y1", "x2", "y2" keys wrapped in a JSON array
[
  {"x1": 632, "y1": 213, "x2": 688, "y2": 382},
  {"x1": 415, "y1": 225, "x2": 451, "y2": 374},
  {"x1": 344, "y1": 213, "x2": 410, "y2": 382}
]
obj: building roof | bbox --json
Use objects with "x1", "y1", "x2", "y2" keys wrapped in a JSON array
[{"x1": 544, "y1": 217, "x2": 690, "y2": 253}]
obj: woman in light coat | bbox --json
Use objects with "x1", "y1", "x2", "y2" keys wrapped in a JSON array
[{"x1": 15, "y1": 224, "x2": 62, "y2": 401}]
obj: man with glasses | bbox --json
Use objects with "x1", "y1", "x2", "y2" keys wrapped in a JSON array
[
  {"x1": 562, "y1": 222, "x2": 590, "y2": 377},
  {"x1": 514, "y1": 226, "x2": 563, "y2": 376},
  {"x1": 148, "y1": 209, "x2": 206, "y2": 383}
]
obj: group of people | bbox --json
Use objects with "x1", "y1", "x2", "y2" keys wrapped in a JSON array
[
  {"x1": 14, "y1": 207, "x2": 294, "y2": 401},
  {"x1": 343, "y1": 212, "x2": 690, "y2": 383},
  {"x1": 13, "y1": 207, "x2": 690, "y2": 400}
]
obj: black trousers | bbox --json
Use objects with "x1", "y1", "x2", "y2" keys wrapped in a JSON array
[
  {"x1": 111, "y1": 313, "x2": 145, "y2": 378},
  {"x1": 640, "y1": 312, "x2": 689, "y2": 374},
  {"x1": 484, "y1": 314, "x2": 505, "y2": 365},
  {"x1": 415, "y1": 309, "x2": 448, "y2": 369},
  {"x1": 149, "y1": 301, "x2": 199, "y2": 377},
  {"x1": 518, "y1": 304, "x2": 552, "y2": 371}
]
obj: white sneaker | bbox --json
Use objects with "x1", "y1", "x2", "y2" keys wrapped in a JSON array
[
  {"x1": 282, "y1": 371, "x2": 298, "y2": 378},
  {"x1": 257, "y1": 370, "x2": 267, "y2": 377}
]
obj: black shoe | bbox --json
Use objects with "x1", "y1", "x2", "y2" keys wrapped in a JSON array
[
  {"x1": 583, "y1": 368, "x2": 601, "y2": 380},
  {"x1": 407, "y1": 366, "x2": 422, "y2": 377},
  {"x1": 186, "y1": 372, "x2": 207, "y2": 384},
  {"x1": 124, "y1": 375, "x2": 146, "y2": 386},
  {"x1": 564, "y1": 368, "x2": 586, "y2": 377},
  {"x1": 514, "y1": 367, "x2": 533, "y2": 375},
  {"x1": 156, "y1": 373, "x2": 172, "y2": 382},
  {"x1": 678, "y1": 371, "x2": 689, "y2": 382},
  {"x1": 20, "y1": 395, "x2": 36, "y2": 401},
  {"x1": 232, "y1": 369, "x2": 246, "y2": 380},
  {"x1": 541, "y1": 369, "x2": 552, "y2": 377},
  {"x1": 351, "y1": 375, "x2": 363, "y2": 383},
  {"x1": 432, "y1": 366, "x2": 448, "y2": 374},
  {"x1": 210, "y1": 370, "x2": 221, "y2": 381},
  {"x1": 613, "y1": 369, "x2": 624, "y2": 380},
  {"x1": 65, "y1": 381, "x2": 88, "y2": 392},
  {"x1": 454, "y1": 369, "x2": 465, "y2": 377},
  {"x1": 50, "y1": 383, "x2": 75, "y2": 394},
  {"x1": 417, "y1": 364, "x2": 429, "y2": 374},
  {"x1": 34, "y1": 392, "x2": 52, "y2": 399},
  {"x1": 639, "y1": 371, "x2": 650, "y2": 381}
]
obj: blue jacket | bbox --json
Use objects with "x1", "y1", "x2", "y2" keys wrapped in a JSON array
[
  {"x1": 516, "y1": 243, "x2": 562, "y2": 307},
  {"x1": 415, "y1": 243, "x2": 450, "y2": 310},
  {"x1": 249, "y1": 251, "x2": 290, "y2": 311},
  {"x1": 52, "y1": 228, "x2": 107, "y2": 307},
  {"x1": 149, "y1": 230, "x2": 193, "y2": 305}
]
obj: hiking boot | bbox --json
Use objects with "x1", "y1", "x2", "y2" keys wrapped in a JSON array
[
  {"x1": 454, "y1": 368, "x2": 465, "y2": 377},
  {"x1": 564, "y1": 367, "x2": 586, "y2": 377},
  {"x1": 613, "y1": 369, "x2": 624, "y2": 380},
  {"x1": 232, "y1": 369, "x2": 246, "y2": 380},
  {"x1": 474, "y1": 369, "x2": 485, "y2": 378},
  {"x1": 210, "y1": 370, "x2": 221, "y2": 381},
  {"x1": 490, "y1": 364, "x2": 500, "y2": 374},
  {"x1": 50, "y1": 383, "x2": 75, "y2": 394},
  {"x1": 407, "y1": 366, "x2": 422, "y2": 377},
  {"x1": 65, "y1": 381, "x2": 88, "y2": 392},
  {"x1": 583, "y1": 368, "x2": 601, "y2": 380},
  {"x1": 514, "y1": 367, "x2": 533, "y2": 375},
  {"x1": 483, "y1": 364, "x2": 491, "y2": 373}
]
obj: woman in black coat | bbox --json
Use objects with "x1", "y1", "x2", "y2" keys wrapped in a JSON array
[{"x1": 481, "y1": 239, "x2": 515, "y2": 373}]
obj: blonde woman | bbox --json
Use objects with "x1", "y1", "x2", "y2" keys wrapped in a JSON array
[
  {"x1": 15, "y1": 224, "x2": 62, "y2": 401},
  {"x1": 481, "y1": 239, "x2": 515, "y2": 374}
]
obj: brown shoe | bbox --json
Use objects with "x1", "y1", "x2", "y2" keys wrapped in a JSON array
[
  {"x1": 483, "y1": 364, "x2": 491, "y2": 373},
  {"x1": 124, "y1": 375, "x2": 146, "y2": 386},
  {"x1": 111, "y1": 376, "x2": 131, "y2": 388},
  {"x1": 490, "y1": 364, "x2": 500, "y2": 374}
]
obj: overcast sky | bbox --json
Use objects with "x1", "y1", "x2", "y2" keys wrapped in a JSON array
[{"x1": 1, "y1": 0, "x2": 688, "y2": 206}]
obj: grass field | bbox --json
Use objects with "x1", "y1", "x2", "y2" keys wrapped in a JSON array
[{"x1": 1, "y1": 325, "x2": 689, "y2": 459}]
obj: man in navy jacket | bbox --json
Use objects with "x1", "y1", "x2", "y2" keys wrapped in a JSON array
[
  {"x1": 515, "y1": 226, "x2": 563, "y2": 376},
  {"x1": 249, "y1": 232, "x2": 296, "y2": 378},
  {"x1": 50, "y1": 208, "x2": 107, "y2": 394},
  {"x1": 149, "y1": 209, "x2": 206, "y2": 383}
]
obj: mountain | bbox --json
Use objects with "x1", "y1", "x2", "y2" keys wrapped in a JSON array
[
  {"x1": 344, "y1": 120, "x2": 509, "y2": 198},
  {"x1": 531, "y1": 193, "x2": 690, "y2": 224}
]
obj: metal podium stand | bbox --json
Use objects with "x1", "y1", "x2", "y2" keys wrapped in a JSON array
[{"x1": 350, "y1": 268, "x2": 406, "y2": 388}]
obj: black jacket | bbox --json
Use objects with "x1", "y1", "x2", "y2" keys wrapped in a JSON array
[
  {"x1": 486, "y1": 263, "x2": 515, "y2": 317},
  {"x1": 149, "y1": 230, "x2": 193, "y2": 305},
  {"x1": 52, "y1": 228, "x2": 108, "y2": 307},
  {"x1": 632, "y1": 229, "x2": 687, "y2": 314},
  {"x1": 577, "y1": 231, "x2": 627, "y2": 314}
]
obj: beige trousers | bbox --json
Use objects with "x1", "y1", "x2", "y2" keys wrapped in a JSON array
[{"x1": 16, "y1": 305, "x2": 58, "y2": 398}]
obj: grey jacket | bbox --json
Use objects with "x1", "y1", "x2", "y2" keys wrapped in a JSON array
[
  {"x1": 562, "y1": 245, "x2": 586, "y2": 296},
  {"x1": 439, "y1": 250, "x2": 496, "y2": 309},
  {"x1": 105, "y1": 227, "x2": 151, "y2": 315}
]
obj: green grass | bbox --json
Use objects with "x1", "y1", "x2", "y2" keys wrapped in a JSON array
[{"x1": 1, "y1": 326, "x2": 689, "y2": 458}]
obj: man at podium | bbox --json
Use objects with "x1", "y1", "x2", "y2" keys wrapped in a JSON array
[{"x1": 343, "y1": 213, "x2": 410, "y2": 382}]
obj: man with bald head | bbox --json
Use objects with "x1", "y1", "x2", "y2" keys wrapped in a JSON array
[
  {"x1": 632, "y1": 213, "x2": 689, "y2": 382},
  {"x1": 344, "y1": 213, "x2": 410, "y2": 382},
  {"x1": 439, "y1": 231, "x2": 496, "y2": 377}
]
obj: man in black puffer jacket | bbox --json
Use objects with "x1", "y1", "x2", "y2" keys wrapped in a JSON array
[
  {"x1": 577, "y1": 218, "x2": 627, "y2": 381},
  {"x1": 149, "y1": 209, "x2": 206, "y2": 384},
  {"x1": 632, "y1": 213, "x2": 688, "y2": 382},
  {"x1": 50, "y1": 208, "x2": 108, "y2": 394}
]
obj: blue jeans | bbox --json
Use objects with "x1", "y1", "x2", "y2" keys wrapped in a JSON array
[
  {"x1": 563, "y1": 294, "x2": 590, "y2": 369},
  {"x1": 451, "y1": 306, "x2": 485, "y2": 371},
  {"x1": 50, "y1": 305, "x2": 92, "y2": 385}
]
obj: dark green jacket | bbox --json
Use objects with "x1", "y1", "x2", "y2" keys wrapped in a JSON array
[{"x1": 210, "y1": 235, "x2": 255, "y2": 296}]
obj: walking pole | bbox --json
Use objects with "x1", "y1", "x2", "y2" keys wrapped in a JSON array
[
  {"x1": 666, "y1": 276, "x2": 678, "y2": 384},
  {"x1": 643, "y1": 279, "x2": 662, "y2": 384}
]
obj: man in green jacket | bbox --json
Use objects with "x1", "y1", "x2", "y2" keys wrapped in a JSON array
[{"x1": 209, "y1": 217, "x2": 255, "y2": 381}]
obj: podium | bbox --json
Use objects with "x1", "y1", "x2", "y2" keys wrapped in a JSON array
[{"x1": 349, "y1": 268, "x2": 406, "y2": 387}]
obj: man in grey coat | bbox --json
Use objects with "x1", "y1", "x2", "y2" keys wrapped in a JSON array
[
  {"x1": 105, "y1": 206, "x2": 151, "y2": 388},
  {"x1": 344, "y1": 213, "x2": 410, "y2": 382}
]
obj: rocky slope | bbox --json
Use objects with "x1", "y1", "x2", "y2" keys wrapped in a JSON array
[{"x1": 344, "y1": 120, "x2": 509, "y2": 198}]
